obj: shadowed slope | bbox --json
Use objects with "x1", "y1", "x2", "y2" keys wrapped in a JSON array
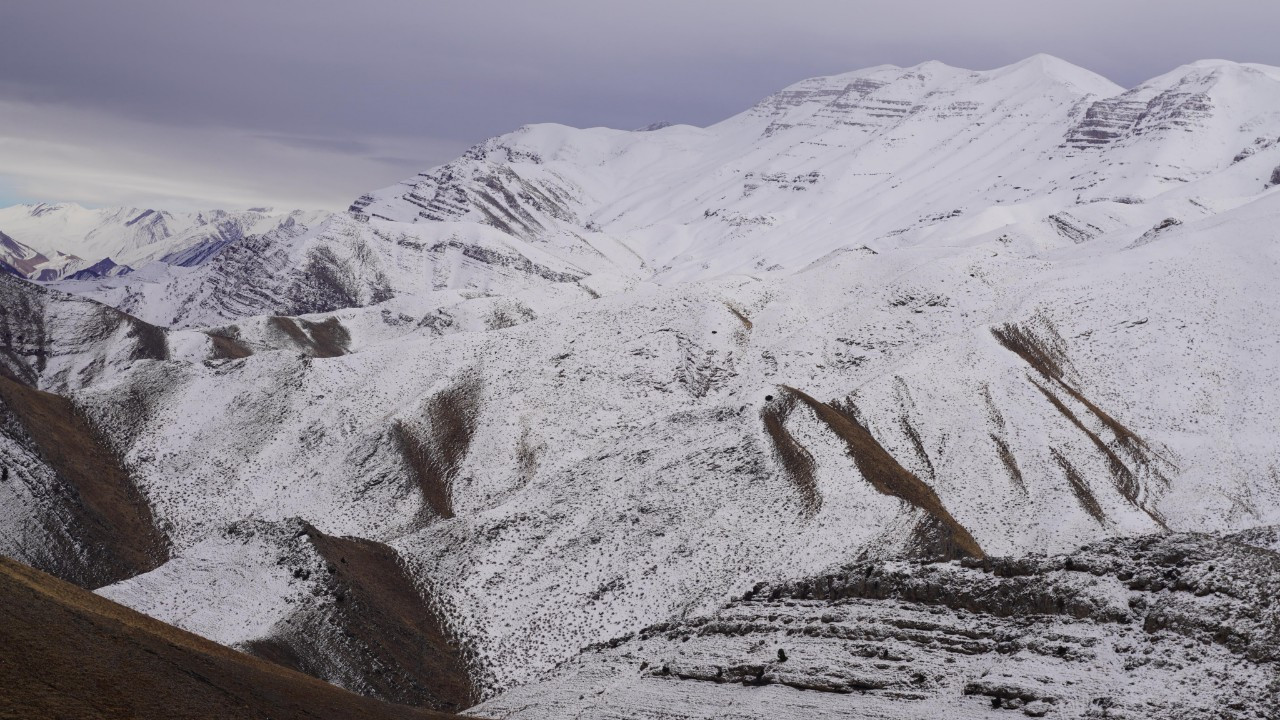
[
  {"x1": 244, "y1": 523, "x2": 477, "y2": 711},
  {"x1": 0, "y1": 375, "x2": 168, "y2": 588},
  {"x1": 0, "y1": 555, "x2": 464, "y2": 720}
]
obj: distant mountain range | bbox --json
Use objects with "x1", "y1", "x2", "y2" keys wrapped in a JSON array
[
  {"x1": 0, "y1": 203, "x2": 327, "y2": 281},
  {"x1": 2, "y1": 56, "x2": 1280, "y2": 719}
]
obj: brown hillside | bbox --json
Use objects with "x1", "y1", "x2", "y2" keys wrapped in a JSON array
[{"x1": 0, "y1": 555, "x2": 467, "y2": 720}]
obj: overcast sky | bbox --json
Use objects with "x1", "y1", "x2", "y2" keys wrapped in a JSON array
[{"x1": 2, "y1": 0, "x2": 1278, "y2": 210}]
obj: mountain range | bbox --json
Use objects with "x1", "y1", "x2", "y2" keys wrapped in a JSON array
[{"x1": 2, "y1": 55, "x2": 1279, "y2": 719}]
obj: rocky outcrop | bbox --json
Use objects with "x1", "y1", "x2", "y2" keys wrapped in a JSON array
[{"x1": 477, "y1": 531, "x2": 1280, "y2": 719}]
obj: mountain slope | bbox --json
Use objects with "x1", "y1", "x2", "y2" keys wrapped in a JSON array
[
  {"x1": 3, "y1": 55, "x2": 1280, "y2": 719},
  {"x1": 59, "y1": 186, "x2": 1280, "y2": 697},
  {"x1": 98, "y1": 518, "x2": 477, "y2": 712},
  {"x1": 0, "y1": 230, "x2": 49, "y2": 276},
  {"x1": 0, "y1": 374, "x2": 169, "y2": 589},
  {"x1": 475, "y1": 530, "x2": 1280, "y2": 719},
  {"x1": 0, "y1": 273, "x2": 170, "y2": 391},
  {"x1": 351, "y1": 56, "x2": 1280, "y2": 282},
  {"x1": 0, "y1": 555, "x2": 462, "y2": 720},
  {"x1": 46, "y1": 213, "x2": 599, "y2": 330}
]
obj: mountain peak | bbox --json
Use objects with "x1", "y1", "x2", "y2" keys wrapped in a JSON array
[{"x1": 983, "y1": 53, "x2": 1121, "y2": 95}]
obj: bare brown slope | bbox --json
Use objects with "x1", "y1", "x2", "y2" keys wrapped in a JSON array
[
  {"x1": 782, "y1": 385, "x2": 984, "y2": 560},
  {"x1": 991, "y1": 321, "x2": 1169, "y2": 527},
  {"x1": 0, "y1": 555, "x2": 462, "y2": 720},
  {"x1": 760, "y1": 393, "x2": 820, "y2": 515},
  {"x1": 206, "y1": 326, "x2": 254, "y2": 359},
  {"x1": 0, "y1": 375, "x2": 168, "y2": 588},
  {"x1": 393, "y1": 377, "x2": 482, "y2": 525},
  {"x1": 245, "y1": 524, "x2": 477, "y2": 712},
  {"x1": 269, "y1": 315, "x2": 351, "y2": 358}
]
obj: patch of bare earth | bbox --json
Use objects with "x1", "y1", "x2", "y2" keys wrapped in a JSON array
[
  {"x1": 992, "y1": 320, "x2": 1168, "y2": 528},
  {"x1": 268, "y1": 316, "x2": 351, "y2": 358},
  {"x1": 782, "y1": 385, "x2": 984, "y2": 560},
  {"x1": 760, "y1": 393, "x2": 820, "y2": 515},
  {"x1": 1051, "y1": 446, "x2": 1108, "y2": 524},
  {"x1": 205, "y1": 326, "x2": 254, "y2": 359},
  {"x1": 392, "y1": 376, "x2": 482, "y2": 525},
  {"x1": 990, "y1": 434, "x2": 1027, "y2": 494}
]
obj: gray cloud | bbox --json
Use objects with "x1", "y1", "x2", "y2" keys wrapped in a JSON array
[
  {"x1": 2, "y1": 0, "x2": 1278, "y2": 209},
  {"x1": 256, "y1": 135, "x2": 378, "y2": 156}
]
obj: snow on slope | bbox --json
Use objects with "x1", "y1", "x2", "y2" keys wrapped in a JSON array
[
  {"x1": 5, "y1": 56, "x2": 1280, "y2": 716},
  {"x1": 97, "y1": 520, "x2": 307, "y2": 646},
  {"x1": 350, "y1": 55, "x2": 1279, "y2": 284},
  {"x1": 474, "y1": 531, "x2": 1280, "y2": 719},
  {"x1": 0, "y1": 203, "x2": 327, "y2": 279},
  {"x1": 65, "y1": 186, "x2": 1280, "y2": 697},
  {"x1": 48, "y1": 213, "x2": 607, "y2": 331}
]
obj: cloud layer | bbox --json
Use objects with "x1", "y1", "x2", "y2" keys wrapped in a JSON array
[{"x1": 2, "y1": 0, "x2": 1278, "y2": 209}]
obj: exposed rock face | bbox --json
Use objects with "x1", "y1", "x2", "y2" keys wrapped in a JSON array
[
  {"x1": 1063, "y1": 63, "x2": 1242, "y2": 152},
  {"x1": 476, "y1": 531, "x2": 1280, "y2": 719},
  {"x1": 1062, "y1": 96, "x2": 1152, "y2": 148}
]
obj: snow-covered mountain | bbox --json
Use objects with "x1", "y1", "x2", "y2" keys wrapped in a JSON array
[
  {"x1": 0, "y1": 203, "x2": 328, "y2": 280},
  {"x1": 3, "y1": 56, "x2": 1280, "y2": 719}
]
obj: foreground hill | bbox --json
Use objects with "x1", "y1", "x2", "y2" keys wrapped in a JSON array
[{"x1": 0, "y1": 554, "x2": 462, "y2": 720}]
